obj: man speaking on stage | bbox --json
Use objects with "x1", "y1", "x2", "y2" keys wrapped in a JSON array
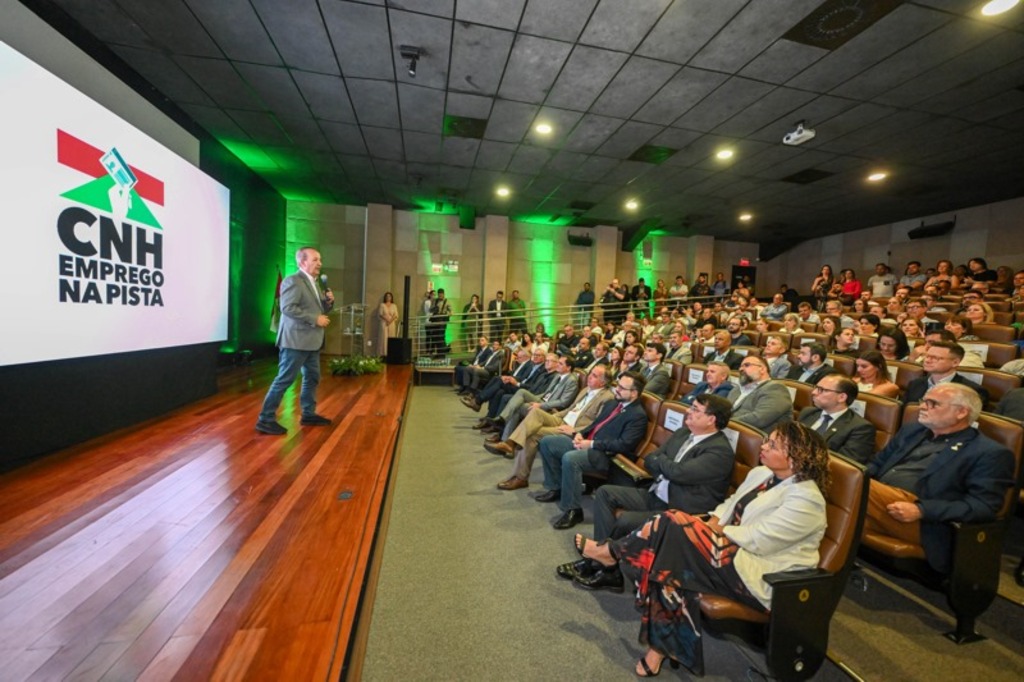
[{"x1": 256, "y1": 247, "x2": 334, "y2": 435}]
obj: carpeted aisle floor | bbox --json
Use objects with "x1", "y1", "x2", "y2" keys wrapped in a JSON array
[{"x1": 360, "y1": 386, "x2": 850, "y2": 681}]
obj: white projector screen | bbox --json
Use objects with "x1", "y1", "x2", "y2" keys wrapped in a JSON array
[{"x1": 0, "y1": 40, "x2": 230, "y2": 367}]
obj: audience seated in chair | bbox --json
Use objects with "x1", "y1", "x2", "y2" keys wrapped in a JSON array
[
  {"x1": 728, "y1": 356, "x2": 794, "y2": 432},
  {"x1": 564, "y1": 422, "x2": 831, "y2": 677},
  {"x1": 798, "y1": 374, "x2": 876, "y2": 464},
  {"x1": 680, "y1": 362, "x2": 735, "y2": 405},
  {"x1": 639, "y1": 342, "x2": 673, "y2": 398},
  {"x1": 786, "y1": 342, "x2": 838, "y2": 385},
  {"x1": 863, "y1": 383, "x2": 1014, "y2": 575},
  {"x1": 903, "y1": 341, "x2": 988, "y2": 405},
  {"x1": 535, "y1": 372, "x2": 650, "y2": 530},
  {"x1": 558, "y1": 394, "x2": 736, "y2": 591},
  {"x1": 491, "y1": 364, "x2": 615, "y2": 490}
]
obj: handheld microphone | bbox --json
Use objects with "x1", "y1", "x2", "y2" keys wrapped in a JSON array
[{"x1": 319, "y1": 274, "x2": 331, "y2": 293}]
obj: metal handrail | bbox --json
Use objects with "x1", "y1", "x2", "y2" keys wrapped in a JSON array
[{"x1": 408, "y1": 295, "x2": 726, "y2": 357}]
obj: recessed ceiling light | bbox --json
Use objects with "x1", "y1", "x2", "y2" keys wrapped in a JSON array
[
  {"x1": 625, "y1": 199, "x2": 639, "y2": 210},
  {"x1": 534, "y1": 123, "x2": 552, "y2": 134},
  {"x1": 716, "y1": 149, "x2": 734, "y2": 160},
  {"x1": 867, "y1": 172, "x2": 888, "y2": 182},
  {"x1": 738, "y1": 213, "x2": 752, "y2": 222},
  {"x1": 981, "y1": 0, "x2": 1019, "y2": 16},
  {"x1": 496, "y1": 186, "x2": 510, "y2": 197}
]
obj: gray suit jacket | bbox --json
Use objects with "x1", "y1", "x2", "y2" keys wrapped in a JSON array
[
  {"x1": 767, "y1": 355, "x2": 792, "y2": 380},
  {"x1": 642, "y1": 363, "x2": 673, "y2": 398},
  {"x1": 727, "y1": 380, "x2": 793, "y2": 432},
  {"x1": 540, "y1": 372, "x2": 580, "y2": 411},
  {"x1": 797, "y1": 407, "x2": 876, "y2": 464},
  {"x1": 277, "y1": 271, "x2": 332, "y2": 351}
]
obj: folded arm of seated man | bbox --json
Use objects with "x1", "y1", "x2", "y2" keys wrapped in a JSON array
[
  {"x1": 592, "y1": 394, "x2": 735, "y2": 543},
  {"x1": 864, "y1": 383, "x2": 1014, "y2": 573}
]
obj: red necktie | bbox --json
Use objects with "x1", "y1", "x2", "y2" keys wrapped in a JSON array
[{"x1": 589, "y1": 403, "x2": 623, "y2": 438}]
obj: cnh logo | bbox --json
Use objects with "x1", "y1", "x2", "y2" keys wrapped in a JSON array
[{"x1": 55, "y1": 130, "x2": 165, "y2": 306}]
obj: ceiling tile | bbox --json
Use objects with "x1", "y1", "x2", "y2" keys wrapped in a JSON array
[
  {"x1": 322, "y1": 121, "x2": 368, "y2": 155},
  {"x1": 672, "y1": 77, "x2": 776, "y2": 132},
  {"x1": 185, "y1": 0, "x2": 280, "y2": 64},
  {"x1": 398, "y1": 84, "x2": 445, "y2": 134},
  {"x1": 738, "y1": 39, "x2": 827, "y2": 84},
  {"x1": 786, "y1": 3, "x2": 949, "y2": 93},
  {"x1": 234, "y1": 63, "x2": 309, "y2": 119},
  {"x1": 545, "y1": 45, "x2": 628, "y2": 111},
  {"x1": 595, "y1": 121, "x2": 662, "y2": 158},
  {"x1": 173, "y1": 56, "x2": 263, "y2": 109},
  {"x1": 485, "y1": 100, "x2": 538, "y2": 143},
  {"x1": 579, "y1": 0, "x2": 671, "y2": 53},
  {"x1": 111, "y1": 46, "x2": 214, "y2": 106},
  {"x1": 634, "y1": 68, "x2": 729, "y2": 125},
  {"x1": 322, "y1": 1, "x2": 391, "y2": 80},
  {"x1": 251, "y1": 0, "x2": 339, "y2": 73},
  {"x1": 450, "y1": 23, "x2": 516, "y2": 96},
  {"x1": 520, "y1": 0, "x2": 598, "y2": 41},
  {"x1": 455, "y1": 0, "x2": 526, "y2": 30},
  {"x1": 562, "y1": 114, "x2": 624, "y2": 153},
  {"x1": 689, "y1": 0, "x2": 822, "y2": 72},
  {"x1": 637, "y1": 0, "x2": 745, "y2": 64},
  {"x1": 498, "y1": 34, "x2": 573, "y2": 103},
  {"x1": 346, "y1": 78, "x2": 400, "y2": 128},
  {"x1": 590, "y1": 56, "x2": 679, "y2": 119},
  {"x1": 292, "y1": 71, "x2": 357, "y2": 123},
  {"x1": 387, "y1": 9, "x2": 453, "y2": 90}
]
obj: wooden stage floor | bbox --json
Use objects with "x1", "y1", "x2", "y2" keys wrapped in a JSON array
[{"x1": 0, "y1": 359, "x2": 412, "y2": 681}]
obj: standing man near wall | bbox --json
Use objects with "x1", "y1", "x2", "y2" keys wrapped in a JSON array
[
  {"x1": 488, "y1": 290, "x2": 506, "y2": 340},
  {"x1": 257, "y1": 247, "x2": 333, "y2": 435},
  {"x1": 508, "y1": 289, "x2": 528, "y2": 335}
]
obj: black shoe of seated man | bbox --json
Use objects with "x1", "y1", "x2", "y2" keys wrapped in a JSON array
[
  {"x1": 533, "y1": 489, "x2": 561, "y2": 503},
  {"x1": 556, "y1": 558, "x2": 599, "y2": 581},
  {"x1": 472, "y1": 419, "x2": 490, "y2": 430},
  {"x1": 300, "y1": 414, "x2": 331, "y2": 426},
  {"x1": 553, "y1": 508, "x2": 583, "y2": 530},
  {"x1": 574, "y1": 565, "x2": 624, "y2": 593},
  {"x1": 255, "y1": 420, "x2": 287, "y2": 435}
]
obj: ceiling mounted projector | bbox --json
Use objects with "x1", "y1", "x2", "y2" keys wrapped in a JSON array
[{"x1": 782, "y1": 121, "x2": 816, "y2": 146}]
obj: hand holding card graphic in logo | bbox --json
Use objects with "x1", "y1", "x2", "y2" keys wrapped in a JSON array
[{"x1": 101, "y1": 147, "x2": 136, "y2": 225}]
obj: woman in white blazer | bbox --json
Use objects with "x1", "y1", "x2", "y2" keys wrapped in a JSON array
[{"x1": 574, "y1": 421, "x2": 830, "y2": 677}]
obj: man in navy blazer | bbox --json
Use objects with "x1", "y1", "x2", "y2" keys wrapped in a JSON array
[
  {"x1": 257, "y1": 247, "x2": 333, "y2": 435},
  {"x1": 903, "y1": 341, "x2": 988, "y2": 406},
  {"x1": 536, "y1": 372, "x2": 650, "y2": 530},
  {"x1": 680, "y1": 362, "x2": 735, "y2": 405},
  {"x1": 864, "y1": 383, "x2": 1014, "y2": 573},
  {"x1": 797, "y1": 374, "x2": 876, "y2": 464}
]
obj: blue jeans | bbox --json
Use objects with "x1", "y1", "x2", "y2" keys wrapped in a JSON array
[
  {"x1": 539, "y1": 434, "x2": 610, "y2": 513},
  {"x1": 259, "y1": 347, "x2": 321, "y2": 422}
]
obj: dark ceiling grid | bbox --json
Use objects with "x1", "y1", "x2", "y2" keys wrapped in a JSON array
[{"x1": 34, "y1": 0, "x2": 1024, "y2": 247}]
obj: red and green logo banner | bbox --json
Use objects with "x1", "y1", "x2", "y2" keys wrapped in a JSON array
[{"x1": 57, "y1": 129, "x2": 164, "y2": 229}]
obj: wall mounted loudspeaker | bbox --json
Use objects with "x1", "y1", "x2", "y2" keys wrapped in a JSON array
[{"x1": 908, "y1": 218, "x2": 955, "y2": 240}]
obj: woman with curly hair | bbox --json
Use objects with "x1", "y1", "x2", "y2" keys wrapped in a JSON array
[{"x1": 570, "y1": 422, "x2": 830, "y2": 676}]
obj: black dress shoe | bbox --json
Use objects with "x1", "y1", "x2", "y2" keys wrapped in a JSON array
[
  {"x1": 533, "y1": 489, "x2": 561, "y2": 503},
  {"x1": 300, "y1": 414, "x2": 331, "y2": 426},
  {"x1": 255, "y1": 420, "x2": 287, "y2": 435},
  {"x1": 574, "y1": 565, "x2": 624, "y2": 593},
  {"x1": 553, "y1": 508, "x2": 584, "y2": 529},
  {"x1": 556, "y1": 559, "x2": 599, "y2": 581}
]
